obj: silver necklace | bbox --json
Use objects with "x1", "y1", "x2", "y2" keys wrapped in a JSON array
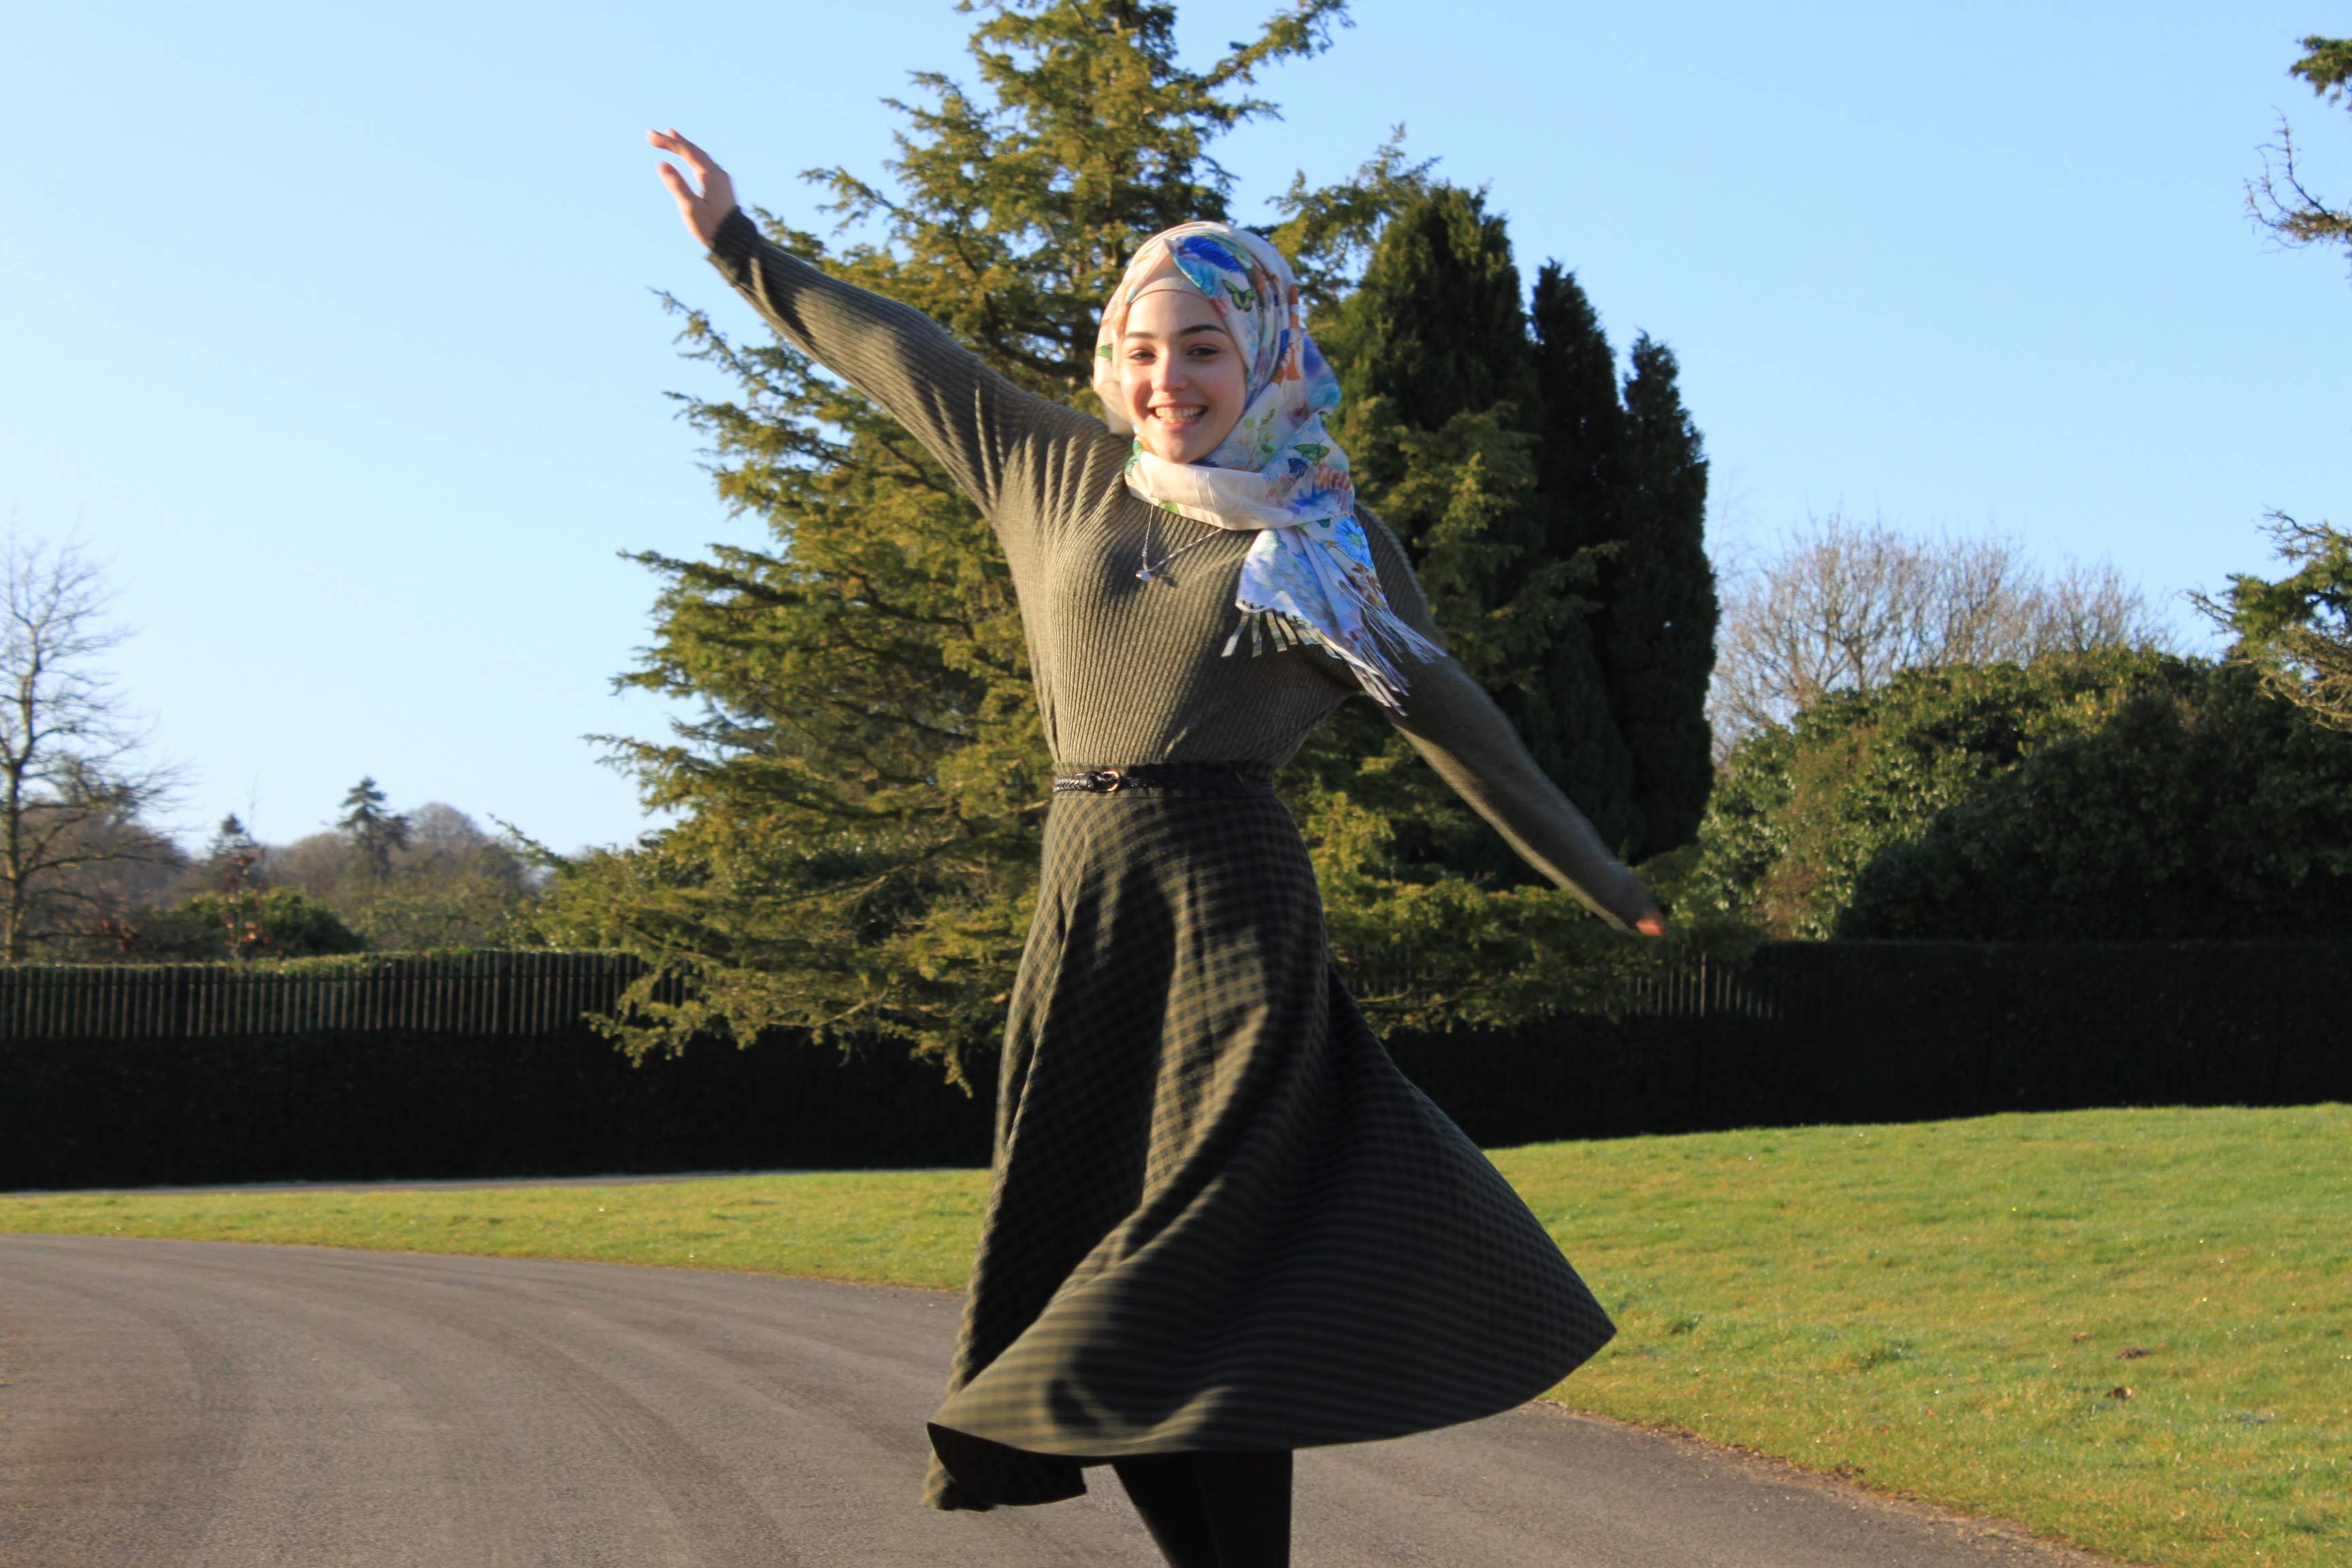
[{"x1": 1136, "y1": 508, "x2": 1220, "y2": 582}]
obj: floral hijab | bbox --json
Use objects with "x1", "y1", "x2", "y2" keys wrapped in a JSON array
[{"x1": 1092, "y1": 220, "x2": 1444, "y2": 710}]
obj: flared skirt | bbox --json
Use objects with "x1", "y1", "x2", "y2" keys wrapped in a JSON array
[{"x1": 922, "y1": 787, "x2": 1614, "y2": 1511}]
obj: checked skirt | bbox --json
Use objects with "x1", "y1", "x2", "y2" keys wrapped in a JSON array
[{"x1": 921, "y1": 784, "x2": 1616, "y2": 1511}]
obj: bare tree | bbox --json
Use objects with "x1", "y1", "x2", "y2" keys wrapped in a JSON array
[
  {"x1": 1710, "y1": 510, "x2": 2175, "y2": 750},
  {"x1": 0, "y1": 532, "x2": 187, "y2": 960}
]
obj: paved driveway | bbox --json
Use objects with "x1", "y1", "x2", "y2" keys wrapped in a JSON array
[{"x1": 0, "y1": 1236, "x2": 2108, "y2": 1566}]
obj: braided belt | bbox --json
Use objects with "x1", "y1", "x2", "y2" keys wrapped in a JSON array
[{"x1": 1052, "y1": 763, "x2": 1277, "y2": 797}]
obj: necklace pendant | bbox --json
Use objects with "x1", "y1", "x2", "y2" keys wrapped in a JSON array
[{"x1": 1135, "y1": 564, "x2": 1154, "y2": 581}]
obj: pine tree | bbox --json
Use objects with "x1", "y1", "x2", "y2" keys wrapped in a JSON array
[
  {"x1": 2247, "y1": 34, "x2": 2352, "y2": 272},
  {"x1": 1327, "y1": 186, "x2": 1536, "y2": 453},
  {"x1": 336, "y1": 777, "x2": 411, "y2": 883},
  {"x1": 1606, "y1": 337, "x2": 1717, "y2": 854},
  {"x1": 523, "y1": 0, "x2": 1351, "y2": 1079},
  {"x1": 526, "y1": 4, "x2": 1725, "y2": 1070},
  {"x1": 203, "y1": 812, "x2": 269, "y2": 960},
  {"x1": 1298, "y1": 184, "x2": 1601, "y2": 889},
  {"x1": 203, "y1": 813, "x2": 263, "y2": 879},
  {"x1": 1524, "y1": 263, "x2": 1638, "y2": 851}
]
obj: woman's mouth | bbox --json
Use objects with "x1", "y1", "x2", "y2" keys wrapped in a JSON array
[{"x1": 1151, "y1": 404, "x2": 1205, "y2": 425}]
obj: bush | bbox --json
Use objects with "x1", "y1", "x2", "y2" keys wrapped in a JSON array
[
  {"x1": 131, "y1": 887, "x2": 370, "y2": 960},
  {"x1": 1689, "y1": 651, "x2": 2352, "y2": 941},
  {"x1": 1844, "y1": 662, "x2": 2352, "y2": 938}
]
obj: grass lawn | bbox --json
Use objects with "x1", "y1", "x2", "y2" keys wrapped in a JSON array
[{"x1": 4, "y1": 1104, "x2": 2345, "y2": 1568}]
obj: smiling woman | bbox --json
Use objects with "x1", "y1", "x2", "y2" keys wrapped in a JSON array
[
  {"x1": 1117, "y1": 283, "x2": 1247, "y2": 465},
  {"x1": 649, "y1": 125, "x2": 1664, "y2": 1568}
]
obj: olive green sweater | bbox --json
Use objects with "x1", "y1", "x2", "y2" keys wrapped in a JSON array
[{"x1": 706, "y1": 208, "x2": 1651, "y2": 932}]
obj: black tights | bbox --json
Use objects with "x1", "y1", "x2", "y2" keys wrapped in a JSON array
[{"x1": 1110, "y1": 1450, "x2": 1293, "y2": 1567}]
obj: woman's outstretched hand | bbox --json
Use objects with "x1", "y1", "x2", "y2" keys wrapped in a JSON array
[
  {"x1": 1629, "y1": 877, "x2": 1667, "y2": 938},
  {"x1": 649, "y1": 127, "x2": 736, "y2": 248}
]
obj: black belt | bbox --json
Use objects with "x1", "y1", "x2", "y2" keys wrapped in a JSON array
[{"x1": 1052, "y1": 763, "x2": 1277, "y2": 796}]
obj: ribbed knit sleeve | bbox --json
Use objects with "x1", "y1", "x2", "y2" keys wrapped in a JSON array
[
  {"x1": 1358, "y1": 514, "x2": 1656, "y2": 934},
  {"x1": 704, "y1": 207, "x2": 1117, "y2": 559}
]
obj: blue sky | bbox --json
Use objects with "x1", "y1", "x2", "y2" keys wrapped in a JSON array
[{"x1": 4, "y1": 1, "x2": 2346, "y2": 855}]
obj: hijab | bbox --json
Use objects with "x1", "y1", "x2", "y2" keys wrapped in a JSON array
[{"x1": 1092, "y1": 220, "x2": 1444, "y2": 711}]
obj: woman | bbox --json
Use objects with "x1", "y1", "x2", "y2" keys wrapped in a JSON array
[{"x1": 651, "y1": 127, "x2": 1664, "y2": 1567}]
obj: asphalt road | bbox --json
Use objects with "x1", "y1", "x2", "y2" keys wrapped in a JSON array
[{"x1": 0, "y1": 1235, "x2": 2110, "y2": 1567}]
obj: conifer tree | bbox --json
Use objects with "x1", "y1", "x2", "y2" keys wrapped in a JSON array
[
  {"x1": 1328, "y1": 186, "x2": 1535, "y2": 448},
  {"x1": 523, "y1": 0, "x2": 1350, "y2": 1079},
  {"x1": 1297, "y1": 184, "x2": 1599, "y2": 889},
  {"x1": 526, "y1": 4, "x2": 1724, "y2": 1071},
  {"x1": 1605, "y1": 336, "x2": 1717, "y2": 854},
  {"x1": 1524, "y1": 263, "x2": 1638, "y2": 851},
  {"x1": 336, "y1": 777, "x2": 411, "y2": 883}
]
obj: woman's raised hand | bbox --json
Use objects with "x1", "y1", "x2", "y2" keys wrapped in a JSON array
[{"x1": 649, "y1": 127, "x2": 737, "y2": 249}]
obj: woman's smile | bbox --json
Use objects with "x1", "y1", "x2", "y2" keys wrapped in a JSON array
[{"x1": 1120, "y1": 280, "x2": 1246, "y2": 463}]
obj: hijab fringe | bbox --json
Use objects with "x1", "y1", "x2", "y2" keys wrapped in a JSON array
[{"x1": 1221, "y1": 593, "x2": 1447, "y2": 713}]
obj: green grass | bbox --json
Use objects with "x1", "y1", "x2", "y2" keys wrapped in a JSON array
[
  {"x1": 0, "y1": 1168, "x2": 991, "y2": 1288},
  {"x1": 1493, "y1": 1106, "x2": 2351, "y2": 1568},
  {"x1": 4, "y1": 1105, "x2": 2346, "y2": 1568}
]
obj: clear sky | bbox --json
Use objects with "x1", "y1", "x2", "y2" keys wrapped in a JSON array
[{"x1": 5, "y1": 1, "x2": 2346, "y2": 857}]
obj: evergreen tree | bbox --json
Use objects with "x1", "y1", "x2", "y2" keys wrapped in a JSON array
[
  {"x1": 203, "y1": 813, "x2": 263, "y2": 881},
  {"x1": 2247, "y1": 34, "x2": 2352, "y2": 274},
  {"x1": 1605, "y1": 336, "x2": 1717, "y2": 854},
  {"x1": 1298, "y1": 183, "x2": 1602, "y2": 889},
  {"x1": 524, "y1": 0, "x2": 1350, "y2": 1079},
  {"x1": 527, "y1": 4, "x2": 1723, "y2": 1072},
  {"x1": 1524, "y1": 263, "x2": 1637, "y2": 851},
  {"x1": 1271, "y1": 185, "x2": 1742, "y2": 1022},
  {"x1": 336, "y1": 777, "x2": 410, "y2": 882},
  {"x1": 203, "y1": 811, "x2": 269, "y2": 959},
  {"x1": 1327, "y1": 186, "x2": 1535, "y2": 453}
]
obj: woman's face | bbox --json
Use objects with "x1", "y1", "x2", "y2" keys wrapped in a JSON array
[{"x1": 1118, "y1": 282, "x2": 1248, "y2": 464}]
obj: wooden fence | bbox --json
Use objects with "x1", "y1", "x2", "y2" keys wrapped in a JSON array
[
  {"x1": 0, "y1": 949, "x2": 1774, "y2": 1041},
  {"x1": 0, "y1": 951, "x2": 658, "y2": 1039},
  {"x1": 1607, "y1": 955, "x2": 1778, "y2": 1019}
]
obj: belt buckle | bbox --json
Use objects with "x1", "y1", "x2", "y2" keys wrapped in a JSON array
[{"x1": 1094, "y1": 768, "x2": 1128, "y2": 794}]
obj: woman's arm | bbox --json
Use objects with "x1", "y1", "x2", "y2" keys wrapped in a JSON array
[
  {"x1": 1356, "y1": 512, "x2": 1666, "y2": 936},
  {"x1": 650, "y1": 129, "x2": 1114, "y2": 540}
]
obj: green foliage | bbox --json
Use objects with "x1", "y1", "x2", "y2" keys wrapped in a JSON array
[
  {"x1": 133, "y1": 886, "x2": 369, "y2": 960},
  {"x1": 2248, "y1": 34, "x2": 2352, "y2": 271},
  {"x1": 1272, "y1": 182, "x2": 1733, "y2": 1021},
  {"x1": 1688, "y1": 651, "x2": 2352, "y2": 940},
  {"x1": 333, "y1": 871, "x2": 536, "y2": 953},
  {"x1": 1846, "y1": 663, "x2": 2352, "y2": 939},
  {"x1": 2194, "y1": 511, "x2": 2352, "y2": 732},
  {"x1": 272, "y1": 801, "x2": 536, "y2": 952},
  {"x1": 1325, "y1": 186, "x2": 1536, "y2": 439},
  {"x1": 336, "y1": 776, "x2": 410, "y2": 881},
  {"x1": 2292, "y1": 33, "x2": 2352, "y2": 98},
  {"x1": 534, "y1": 3, "x2": 1717, "y2": 1073},
  {"x1": 1523, "y1": 264, "x2": 1637, "y2": 849},
  {"x1": 525, "y1": 0, "x2": 1350, "y2": 1083},
  {"x1": 1277, "y1": 742, "x2": 1749, "y2": 1036},
  {"x1": 1605, "y1": 336, "x2": 1716, "y2": 855},
  {"x1": 1318, "y1": 197, "x2": 1716, "y2": 872},
  {"x1": 1308, "y1": 184, "x2": 1595, "y2": 892}
]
